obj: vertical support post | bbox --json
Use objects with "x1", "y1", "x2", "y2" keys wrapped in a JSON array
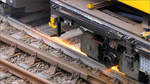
[
  {"x1": 49, "y1": 14, "x2": 61, "y2": 36},
  {"x1": 57, "y1": 18, "x2": 61, "y2": 36},
  {"x1": 49, "y1": 0, "x2": 51, "y2": 17}
]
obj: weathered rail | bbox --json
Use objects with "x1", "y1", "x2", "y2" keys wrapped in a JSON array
[{"x1": 0, "y1": 58, "x2": 52, "y2": 84}]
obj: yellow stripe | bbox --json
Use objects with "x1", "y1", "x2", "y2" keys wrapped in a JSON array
[{"x1": 118, "y1": 0, "x2": 150, "y2": 14}]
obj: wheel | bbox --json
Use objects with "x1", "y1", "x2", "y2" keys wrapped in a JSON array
[{"x1": 103, "y1": 51, "x2": 118, "y2": 67}]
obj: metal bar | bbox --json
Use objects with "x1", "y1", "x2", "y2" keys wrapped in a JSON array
[
  {"x1": 57, "y1": 17, "x2": 61, "y2": 36},
  {"x1": 0, "y1": 58, "x2": 51, "y2": 84}
]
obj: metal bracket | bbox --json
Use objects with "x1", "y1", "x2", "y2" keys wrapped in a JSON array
[
  {"x1": 11, "y1": 44, "x2": 17, "y2": 51},
  {"x1": 70, "y1": 72, "x2": 80, "y2": 84},
  {"x1": 112, "y1": 78, "x2": 121, "y2": 84},
  {"x1": 49, "y1": 14, "x2": 61, "y2": 36},
  {"x1": 49, "y1": 14, "x2": 59, "y2": 29},
  {"x1": 49, "y1": 64, "x2": 58, "y2": 75},
  {"x1": 32, "y1": 52, "x2": 37, "y2": 57}
]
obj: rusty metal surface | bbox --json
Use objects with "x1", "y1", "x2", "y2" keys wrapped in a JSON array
[
  {"x1": 49, "y1": 64, "x2": 58, "y2": 75},
  {"x1": 0, "y1": 58, "x2": 51, "y2": 84}
]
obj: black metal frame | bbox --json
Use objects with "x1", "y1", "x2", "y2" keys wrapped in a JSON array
[{"x1": 50, "y1": 0, "x2": 150, "y2": 56}]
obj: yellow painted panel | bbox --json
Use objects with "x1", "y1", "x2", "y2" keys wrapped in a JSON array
[{"x1": 118, "y1": 0, "x2": 150, "y2": 14}]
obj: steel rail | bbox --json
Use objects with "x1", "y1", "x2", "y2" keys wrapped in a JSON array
[{"x1": 0, "y1": 58, "x2": 52, "y2": 84}]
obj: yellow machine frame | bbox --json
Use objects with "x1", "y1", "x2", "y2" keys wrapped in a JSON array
[{"x1": 118, "y1": 0, "x2": 150, "y2": 14}]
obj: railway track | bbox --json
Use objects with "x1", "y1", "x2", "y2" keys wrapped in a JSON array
[
  {"x1": 0, "y1": 42, "x2": 88, "y2": 84},
  {"x1": 0, "y1": 15, "x2": 140, "y2": 84},
  {"x1": 0, "y1": 58, "x2": 51, "y2": 84},
  {"x1": 0, "y1": 43, "x2": 51, "y2": 84},
  {"x1": 0, "y1": 65, "x2": 32, "y2": 84},
  {"x1": 0, "y1": 20, "x2": 103, "y2": 84}
]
